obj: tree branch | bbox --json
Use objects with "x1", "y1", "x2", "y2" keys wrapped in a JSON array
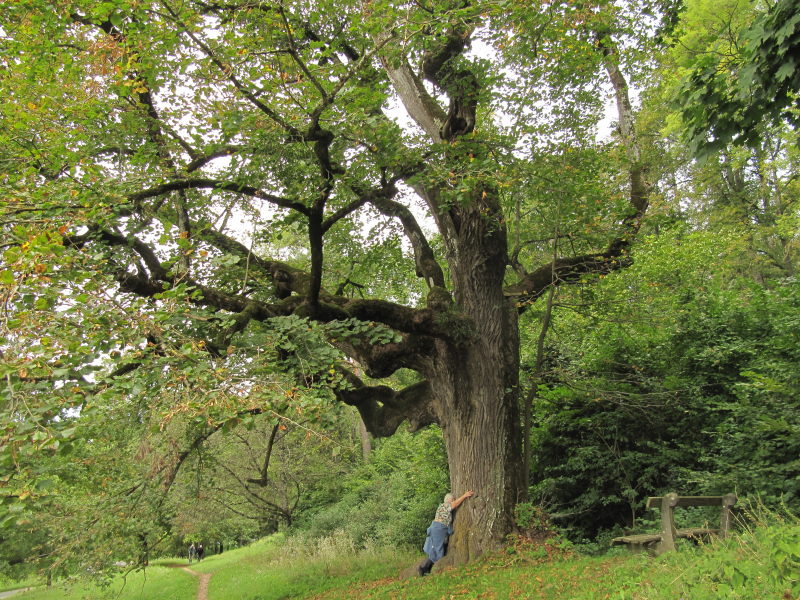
[
  {"x1": 333, "y1": 329, "x2": 436, "y2": 379},
  {"x1": 160, "y1": 0, "x2": 302, "y2": 138},
  {"x1": 504, "y1": 252, "x2": 624, "y2": 304},
  {"x1": 335, "y1": 373, "x2": 437, "y2": 436},
  {"x1": 596, "y1": 29, "x2": 649, "y2": 245},
  {"x1": 368, "y1": 194, "x2": 446, "y2": 290},
  {"x1": 376, "y1": 31, "x2": 447, "y2": 142},
  {"x1": 248, "y1": 423, "x2": 280, "y2": 486},
  {"x1": 127, "y1": 178, "x2": 309, "y2": 215},
  {"x1": 420, "y1": 19, "x2": 479, "y2": 141},
  {"x1": 88, "y1": 229, "x2": 170, "y2": 280},
  {"x1": 278, "y1": 5, "x2": 329, "y2": 103},
  {"x1": 160, "y1": 406, "x2": 267, "y2": 493},
  {"x1": 186, "y1": 145, "x2": 244, "y2": 172},
  {"x1": 67, "y1": 217, "x2": 469, "y2": 344},
  {"x1": 507, "y1": 31, "x2": 650, "y2": 305}
]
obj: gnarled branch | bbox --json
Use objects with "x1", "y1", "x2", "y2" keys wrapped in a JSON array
[
  {"x1": 128, "y1": 178, "x2": 308, "y2": 215},
  {"x1": 368, "y1": 194, "x2": 446, "y2": 290},
  {"x1": 336, "y1": 375, "x2": 437, "y2": 437},
  {"x1": 420, "y1": 23, "x2": 478, "y2": 141},
  {"x1": 504, "y1": 251, "x2": 628, "y2": 304}
]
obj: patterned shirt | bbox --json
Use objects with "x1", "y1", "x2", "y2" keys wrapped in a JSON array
[{"x1": 433, "y1": 502, "x2": 453, "y2": 527}]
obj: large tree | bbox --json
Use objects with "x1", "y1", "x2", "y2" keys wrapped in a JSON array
[{"x1": 1, "y1": 0, "x2": 654, "y2": 565}]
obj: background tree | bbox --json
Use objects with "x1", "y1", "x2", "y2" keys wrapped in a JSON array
[
  {"x1": 678, "y1": 0, "x2": 800, "y2": 156},
  {"x1": 521, "y1": 0, "x2": 800, "y2": 541}
]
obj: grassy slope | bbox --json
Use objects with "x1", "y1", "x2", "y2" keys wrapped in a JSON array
[
  {"x1": 0, "y1": 574, "x2": 42, "y2": 594},
  {"x1": 8, "y1": 563, "x2": 197, "y2": 600},
  {"x1": 189, "y1": 534, "x2": 417, "y2": 600},
  {"x1": 8, "y1": 520, "x2": 800, "y2": 600},
  {"x1": 309, "y1": 552, "x2": 640, "y2": 600},
  {"x1": 326, "y1": 523, "x2": 799, "y2": 600}
]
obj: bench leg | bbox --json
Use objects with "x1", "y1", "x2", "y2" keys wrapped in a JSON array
[{"x1": 625, "y1": 540, "x2": 660, "y2": 555}]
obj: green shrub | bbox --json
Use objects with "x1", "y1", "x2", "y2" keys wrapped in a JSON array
[
  {"x1": 676, "y1": 516, "x2": 800, "y2": 598},
  {"x1": 611, "y1": 508, "x2": 800, "y2": 599},
  {"x1": 296, "y1": 426, "x2": 448, "y2": 549}
]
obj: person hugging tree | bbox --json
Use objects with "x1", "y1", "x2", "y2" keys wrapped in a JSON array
[{"x1": 418, "y1": 490, "x2": 475, "y2": 576}]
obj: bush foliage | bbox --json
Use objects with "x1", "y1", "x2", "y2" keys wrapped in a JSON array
[{"x1": 527, "y1": 230, "x2": 800, "y2": 539}]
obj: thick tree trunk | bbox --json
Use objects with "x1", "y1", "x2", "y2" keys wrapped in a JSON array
[
  {"x1": 338, "y1": 194, "x2": 527, "y2": 564},
  {"x1": 430, "y1": 199, "x2": 526, "y2": 565},
  {"x1": 357, "y1": 415, "x2": 372, "y2": 461},
  {"x1": 375, "y1": 15, "x2": 526, "y2": 562},
  {"x1": 435, "y1": 364, "x2": 525, "y2": 565}
]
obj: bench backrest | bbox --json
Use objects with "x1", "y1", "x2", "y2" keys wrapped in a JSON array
[{"x1": 646, "y1": 494, "x2": 737, "y2": 509}]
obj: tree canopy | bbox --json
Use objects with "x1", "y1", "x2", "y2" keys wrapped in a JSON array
[{"x1": 2, "y1": 0, "x2": 799, "y2": 581}]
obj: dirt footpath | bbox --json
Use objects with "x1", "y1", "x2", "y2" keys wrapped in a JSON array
[{"x1": 182, "y1": 567, "x2": 212, "y2": 600}]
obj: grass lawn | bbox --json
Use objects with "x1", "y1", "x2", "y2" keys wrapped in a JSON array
[
  {"x1": 0, "y1": 574, "x2": 44, "y2": 594},
  {"x1": 7, "y1": 563, "x2": 197, "y2": 600},
  {"x1": 6, "y1": 518, "x2": 799, "y2": 599},
  {"x1": 194, "y1": 534, "x2": 417, "y2": 600},
  {"x1": 308, "y1": 538, "x2": 647, "y2": 600}
]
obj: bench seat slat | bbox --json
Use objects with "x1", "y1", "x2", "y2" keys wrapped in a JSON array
[
  {"x1": 611, "y1": 534, "x2": 662, "y2": 545},
  {"x1": 612, "y1": 528, "x2": 718, "y2": 545},
  {"x1": 676, "y1": 527, "x2": 718, "y2": 538}
]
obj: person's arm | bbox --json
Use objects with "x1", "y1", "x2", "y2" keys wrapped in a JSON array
[{"x1": 449, "y1": 490, "x2": 474, "y2": 510}]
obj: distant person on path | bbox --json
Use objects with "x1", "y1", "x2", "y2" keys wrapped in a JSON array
[
  {"x1": 418, "y1": 490, "x2": 475, "y2": 576},
  {"x1": 197, "y1": 544, "x2": 204, "y2": 561},
  {"x1": 188, "y1": 543, "x2": 196, "y2": 564}
]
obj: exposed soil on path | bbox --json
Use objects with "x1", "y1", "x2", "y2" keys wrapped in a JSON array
[{"x1": 165, "y1": 564, "x2": 212, "y2": 600}]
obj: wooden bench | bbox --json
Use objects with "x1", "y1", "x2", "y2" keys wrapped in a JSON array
[{"x1": 612, "y1": 492, "x2": 737, "y2": 555}]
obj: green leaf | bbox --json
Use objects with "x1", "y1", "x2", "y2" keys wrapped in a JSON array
[{"x1": 775, "y1": 61, "x2": 796, "y2": 82}]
